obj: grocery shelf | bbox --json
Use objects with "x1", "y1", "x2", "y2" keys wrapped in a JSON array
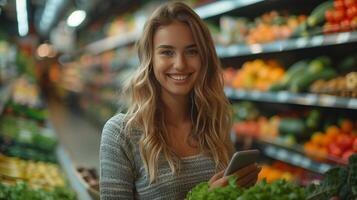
[
  {"x1": 0, "y1": 83, "x2": 12, "y2": 115},
  {"x1": 217, "y1": 31, "x2": 357, "y2": 58},
  {"x1": 84, "y1": 31, "x2": 141, "y2": 55},
  {"x1": 195, "y1": 0, "x2": 263, "y2": 19},
  {"x1": 225, "y1": 87, "x2": 357, "y2": 109},
  {"x1": 56, "y1": 146, "x2": 93, "y2": 200},
  {"x1": 82, "y1": 0, "x2": 264, "y2": 55},
  {"x1": 254, "y1": 138, "x2": 336, "y2": 174}
]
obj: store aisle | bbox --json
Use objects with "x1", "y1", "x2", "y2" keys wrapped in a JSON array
[{"x1": 47, "y1": 98, "x2": 101, "y2": 171}]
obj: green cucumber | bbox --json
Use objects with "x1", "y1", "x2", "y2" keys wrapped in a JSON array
[
  {"x1": 289, "y1": 68, "x2": 337, "y2": 93},
  {"x1": 307, "y1": 0, "x2": 334, "y2": 27}
]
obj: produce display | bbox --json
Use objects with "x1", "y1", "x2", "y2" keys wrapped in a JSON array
[
  {"x1": 186, "y1": 153, "x2": 357, "y2": 200},
  {"x1": 310, "y1": 71, "x2": 357, "y2": 97},
  {"x1": 215, "y1": 11, "x2": 307, "y2": 46},
  {"x1": 185, "y1": 177, "x2": 306, "y2": 200},
  {"x1": 232, "y1": 102, "x2": 357, "y2": 164},
  {"x1": 304, "y1": 120, "x2": 356, "y2": 163},
  {"x1": 224, "y1": 59, "x2": 285, "y2": 91},
  {"x1": 0, "y1": 154, "x2": 65, "y2": 189},
  {"x1": 306, "y1": 153, "x2": 357, "y2": 200},
  {"x1": 0, "y1": 181, "x2": 76, "y2": 200},
  {"x1": 324, "y1": 0, "x2": 357, "y2": 33}
]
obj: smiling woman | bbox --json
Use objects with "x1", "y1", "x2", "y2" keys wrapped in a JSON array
[{"x1": 99, "y1": 2, "x2": 260, "y2": 200}]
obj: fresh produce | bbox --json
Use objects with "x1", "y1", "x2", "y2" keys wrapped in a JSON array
[
  {"x1": 310, "y1": 71, "x2": 357, "y2": 97},
  {"x1": 0, "y1": 181, "x2": 76, "y2": 200},
  {"x1": 0, "y1": 154, "x2": 65, "y2": 189},
  {"x1": 185, "y1": 177, "x2": 306, "y2": 200},
  {"x1": 0, "y1": 115, "x2": 58, "y2": 153},
  {"x1": 306, "y1": 153, "x2": 357, "y2": 200},
  {"x1": 304, "y1": 121, "x2": 356, "y2": 163},
  {"x1": 229, "y1": 59, "x2": 285, "y2": 91},
  {"x1": 269, "y1": 59, "x2": 308, "y2": 91},
  {"x1": 269, "y1": 56, "x2": 338, "y2": 93},
  {"x1": 324, "y1": 0, "x2": 357, "y2": 33}
]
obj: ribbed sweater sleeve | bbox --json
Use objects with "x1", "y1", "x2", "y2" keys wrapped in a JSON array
[{"x1": 100, "y1": 115, "x2": 135, "y2": 200}]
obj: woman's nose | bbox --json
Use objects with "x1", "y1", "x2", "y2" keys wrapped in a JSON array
[{"x1": 173, "y1": 54, "x2": 187, "y2": 71}]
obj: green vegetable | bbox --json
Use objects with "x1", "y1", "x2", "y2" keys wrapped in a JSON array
[
  {"x1": 279, "y1": 118, "x2": 307, "y2": 140},
  {"x1": 307, "y1": 0, "x2": 334, "y2": 27},
  {"x1": 186, "y1": 178, "x2": 305, "y2": 200},
  {"x1": 307, "y1": 153, "x2": 357, "y2": 200},
  {"x1": 269, "y1": 60, "x2": 308, "y2": 91},
  {"x1": 289, "y1": 68, "x2": 337, "y2": 93},
  {"x1": 0, "y1": 181, "x2": 77, "y2": 200}
]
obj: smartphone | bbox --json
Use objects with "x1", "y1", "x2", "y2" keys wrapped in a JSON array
[{"x1": 224, "y1": 149, "x2": 260, "y2": 176}]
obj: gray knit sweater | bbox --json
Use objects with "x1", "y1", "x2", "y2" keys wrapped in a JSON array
[{"x1": 100, "y1": 114, "x2": 216, "y2": 200}]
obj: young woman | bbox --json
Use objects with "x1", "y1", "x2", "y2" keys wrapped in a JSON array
[{"x1": 100, "y1": 2, "x2": 261, "y2": 199}]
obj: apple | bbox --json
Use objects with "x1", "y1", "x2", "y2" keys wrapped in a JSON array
[
  {"x1": 344, "y1": 0, "x2": 357, "y2": 7},
  {"x1": 334, "y1": 9, "x2": 346, "y2": 22},
  {"x1": 335, "y1": 0, "x2": 345, "y2": 10},
  {"x1": 353, "y1": 137, "x2": 357, "y2": 151},
  {"x1": 336, "y1": 134, "x2": 353, "y2": 151},
  {"x1": 347, "y1": 6, "x2": 357, "y2": 19},
  {"x1": 342, "y1": 150, "x2": 355, "y2": 163},
  {"x1": 326, "y1": 10, "x2": 335, "y2": 23},
  {"x1": 340, "y1": 19, "x2": 351, "y2": 31},
  {"x1": 328, "y1": 143, "x2": 343, "y2": 157}
]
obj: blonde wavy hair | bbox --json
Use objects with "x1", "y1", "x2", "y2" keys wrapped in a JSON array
[{"x1": 123, "y1": 1, "x2": 233, "y2": 183}]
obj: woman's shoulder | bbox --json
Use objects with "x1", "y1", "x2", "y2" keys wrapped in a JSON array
[{"x1": 102, "y1": 113, "x2": 141, "y2": 141}]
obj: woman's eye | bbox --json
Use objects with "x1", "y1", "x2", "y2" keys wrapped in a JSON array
[
  {"x1": 160, "y1": 50, "x2": 174, "y2": 56},
  {"x1": 186, "y1": 49, "x2": 198, "y2": 56}
]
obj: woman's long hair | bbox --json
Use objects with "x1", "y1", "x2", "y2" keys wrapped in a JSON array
[{"x1": 123, "y1": 1, "x2": 233, "y2": 183}]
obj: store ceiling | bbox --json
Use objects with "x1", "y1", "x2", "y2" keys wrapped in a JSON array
[{"x1": 0, "y1": 0, "x2": 136, "y2": 38}]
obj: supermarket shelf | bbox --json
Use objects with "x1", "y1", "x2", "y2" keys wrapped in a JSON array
[
  {"x1": 195, "y1": 0, "x2": 263, "y2": 19},
  {"x1": 0, "y1": 83, "x2": 12, "y2": 115},
  {"x1": 82, "y1": 0, "x2": 264, "y2": 55},
  {"x1": 217, "y1": 31, "x2": 357, "y2": 57},
  {"x1": 84, "y1": 31, "x2": 141, "y2": 55},
  {"x1": 56, "y1": 146, "x2": 92, "y2": 200},
  {"x1": 225, "y1": 87, "x2": 357, "y2": 109},
  {"x1": 255, "y1": 139, "x2": 335, "y2": 174}
]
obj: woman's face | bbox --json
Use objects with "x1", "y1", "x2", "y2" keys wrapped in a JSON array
[{"x1": 152, "y1": 21, "x2": 202, "y2": 100}]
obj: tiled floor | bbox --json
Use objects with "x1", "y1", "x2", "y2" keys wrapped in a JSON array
[{"x1": 47, "y1": 98, "x2": 101, "y2": 171}]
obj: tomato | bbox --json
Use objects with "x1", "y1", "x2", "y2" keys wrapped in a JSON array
[
  {"x1": 335, "y1": 0, "x2": 345, "y2": 10},
  {"x1": 344, "y1": 0, "x2": 357, "y2": 7},
  {"x1": 347, "y1": 6, "x2": 357, "y2": 19},
  {"x1": 353, "y1": 137, "x2": 357, "y2": 151},
  {"x1": 326, "y1": 10, "x2": 335, "y2": 23},
  {"x1": 342, "y1": 150, "x2": 355, "y2": 163},
  {"x1": 337, "y1": 134, "x2": 353, "y2": 151},
  {"x1": 333, "y1": 9, "x2": 346, "y2": 22},
  {"x1": 328, "y1": 143, "x2": 343, "y2": 157},
  {"x1": 340, "y1": 19, "x2": 352, "y2": 31}
]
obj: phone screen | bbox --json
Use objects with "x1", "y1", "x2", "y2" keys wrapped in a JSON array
[{"x1": 224, "y1": 149, "x2": 260, "y2": 176}]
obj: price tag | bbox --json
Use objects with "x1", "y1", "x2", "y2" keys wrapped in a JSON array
[
  {"x1": 311, "y1": 35, "x2": 323, "y2": 46},
  {"x1": 319, "y1": 164, "x2": 331, "y2": 173},
  {"x1": 305, "y1": 94, "x2": 318, "y2": 105},
  {"x1": 320, "y1": 95, "x2": 337, "y2": 106},
  {"x1": 277, "y1": 149, "x2": 289, "y2": 160},
  {"x1": 250, "y1": 90, "x2": 261, "y2": 99},
  {"x1": 301, "y1": 157, "x2": 312, "y2": 168},
  {"x1": 236, "y1": 90, "x2": 246, "y2": 98},
  {"x1": 348, "y1": 99, "x2": 357, "y2": 109},
  {"x1": 277, "y1": 91, "x2": 289, "y2": 102},
  {"x1": 336, "y1": 32, "x2": 350, "y2": 44},
  {"x1": 224, "y1": 87, "x2": 233, "y2": 97},
  {"x1": 296, "y1": 37, "x2": 308, "y2": 48},
  {"x1": 250, "y1": 44, "x2": 262, "y2": 54}
]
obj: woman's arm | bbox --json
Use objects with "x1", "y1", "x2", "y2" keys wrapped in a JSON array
[{"x1": 100, "y1": 116, "x2": 135, "y2": 200}]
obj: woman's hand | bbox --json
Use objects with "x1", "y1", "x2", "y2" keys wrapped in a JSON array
[{"x1": 208, "y1": 163, "x2": 261, "y2": 190}]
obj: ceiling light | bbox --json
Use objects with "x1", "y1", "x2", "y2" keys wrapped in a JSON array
[
  {"x1": 67, "y1": 10, "x2": 86, "y2": 27},
  {"x1": 16, "y1": 0, "x2": 29, "y2": 37}
]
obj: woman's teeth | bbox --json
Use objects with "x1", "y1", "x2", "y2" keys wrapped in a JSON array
[{"x1": 168, "y1": 74, "x2": 190, "y2": 80}]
